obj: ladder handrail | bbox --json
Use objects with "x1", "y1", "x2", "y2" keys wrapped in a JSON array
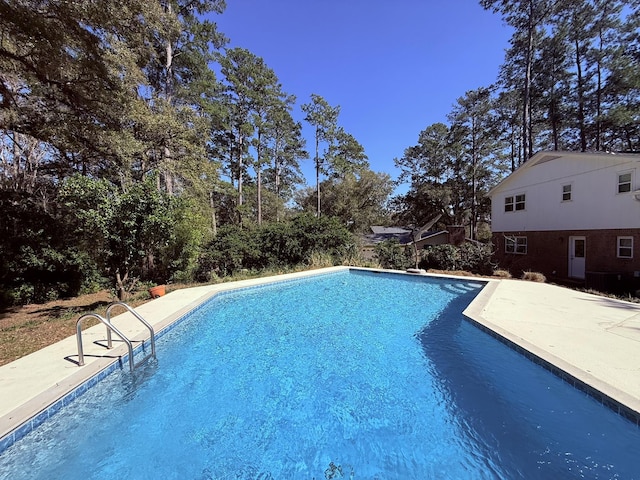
[
  {"x1": 75, "y1": 303, "x2": 156, "y2": 372},
  {"x1": 76, "y1": 313, "x2": 135, "y2": 372},
  {"x1": 105, "y1": 302, "x2": 156, "y2": 359}
]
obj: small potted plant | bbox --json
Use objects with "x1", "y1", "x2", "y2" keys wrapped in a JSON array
[{"x1": 148, "y1": 284, "x2": 166, "y2": 298}]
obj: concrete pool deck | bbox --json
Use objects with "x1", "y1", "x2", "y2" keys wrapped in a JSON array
[{"x1": 1, "y1": 266, "x2": 640, "y2": 443}]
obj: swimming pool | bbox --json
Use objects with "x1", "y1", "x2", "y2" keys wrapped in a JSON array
[{"x1": 0, "y1": 270, "x2": 638, "y2": 479}]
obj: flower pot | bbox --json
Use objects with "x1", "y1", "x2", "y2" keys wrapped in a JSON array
[{"x1": 148, "y1": 285, "x2": 166, "y2": 298}]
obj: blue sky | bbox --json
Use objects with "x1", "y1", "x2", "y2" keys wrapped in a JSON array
[{"x1": 213, "y1": 1, "x2": 513, "y2": 192}]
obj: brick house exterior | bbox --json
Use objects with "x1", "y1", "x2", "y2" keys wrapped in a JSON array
[{"x1": 488, "y1": 151, "x2": 640, "y2": 292}]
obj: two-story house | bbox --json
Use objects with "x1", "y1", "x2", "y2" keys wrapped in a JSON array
[{"x1": 488, "y1": 151, "x2": 640, "y2": 292}]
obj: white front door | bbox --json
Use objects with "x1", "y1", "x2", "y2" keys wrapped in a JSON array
[{"x1": 569, "y1": 236, "x2": 586, "y2": 279}]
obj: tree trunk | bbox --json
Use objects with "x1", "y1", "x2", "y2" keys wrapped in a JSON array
[
  {"x1": 237, "y1": 134, "x2": 244, "y2": 226},
  {"x1": 551, "y1": 97, "x2": 559, "y2": 150},
  {"x1": 575, "y1": 38, "x2": 587, "y2": 152},
  {"x1": 470, "y1": 117, "x2": 478, "y2": 241},
  {"x1": 115, "y1": 269, "x2": 129, "y2": 301},
  {"x1": 275, "y1": 152, "x2": 281, "y2": 222},
  {"x1": 164, "y1": 146, "x2": 173, "y2": 195},
  {"x1": 315, "y1": 129, "x2": 321, "y2": 217},
  {"x1": 163, "y1": 2, "x2": 174, "y2": 194},
  {"x1": 596, "y1": 27, "x2": 604, "y2": 151},
  {"x1": 209, "y1": 191, "x2": 217, "y2": 237},
  {"x1": 257, "y1": 167, "x2": 262, "y2": 225},
  {"x1": 237, "y1": 134, "x2": 243, "y2": 206},
  {"x1": 523, "y1": 7, "x2": 534, "y2": 161},
  {"x1": 256, "y1": 130, "x2": 262, "y2": 225}
]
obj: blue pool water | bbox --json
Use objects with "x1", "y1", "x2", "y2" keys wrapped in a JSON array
[{"x1": 0, "y1": 270, "x2": 639, "y2": 479}]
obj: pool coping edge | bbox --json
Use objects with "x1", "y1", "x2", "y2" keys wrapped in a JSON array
[{"x1": 463, "y1": 281, "x2": 640, "y2": 425}]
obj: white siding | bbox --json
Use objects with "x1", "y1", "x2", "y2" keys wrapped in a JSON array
[{"x1": 491, "y1": 154, "x2": 640, "y2": 232}]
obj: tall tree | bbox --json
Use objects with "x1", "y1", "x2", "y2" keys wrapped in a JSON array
[
  {"x1": 394, "y1": 123, "x2": 457, "y2": 226},
  {"x1": 562, "y1": 0, "x2": 596, "y2": 151},
  {"x1": 0, "y1": 0, "x2": 164, "y2": 173},
  {"x1": 295, "y1": 169, "x2": 393, "y2": 233},
  {"x1": 532, "y1": 25, "x2": 572, "y2": 151},
  {"x1": 588, "y1": 0, "x2": 625, "y2": 151},
  {"x1": 144, "y1": 0, "x2": 226, "y2": 194},
  {"x1": 601, "y1": 2, "x2": 640, "y2": 151},
  {"x1": 263, "y1": 104, "x2": 306, "y2": 222},
  {"x1": 327, "y1": 128, "x2": 368, "y2": 178},
  {"x1": 301, "y1": 94, "x2": 368, "y2": 217},
  {"x1": 218, "y1": 47, "x2": 293, "y2": 225},
  {"x1": 217, "y1": 48, "x2": 260, "y2": 219},
  {"x1": 448, "y1": 88, "x2": 507, "y2": 239},
  {"x1": 252, "y1": 89, "x2": 295, "y2": 225},
  {"x1": 301, "y1": 94, "x2": 340, "y2": 216},
  {"x1": 494, "y1": 90, "x2": 523, "y2": 171},
  {"x1": 482, "y1": 0, "x2": 554, "y2": 160},
  {"x1": 395, "y1": 122, "x2": 451, "y2": 186}
]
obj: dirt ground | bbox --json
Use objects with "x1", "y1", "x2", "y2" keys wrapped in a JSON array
[{"x1": 0, "y1": 289, "x2": 154, "y2": 367}]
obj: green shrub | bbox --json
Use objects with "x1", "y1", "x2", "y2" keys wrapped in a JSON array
[
  {"x1": 419, "y1": 242, "x2": 494, "y2": 275},
  {"x1": 196, "y1": 214, "x2": 354, "y2": 279},
  {"x1": 196, "y1": 225, "x2": 259, "y2": 280},
  {"x1": 457, "y1": 243, "x2": 495, "y2": 275},
  {"x1": 159, "y1": 197, "x2": 211, "y2": 284},
  {"x1": 0, "y1": 188, "x2": 107, "y2": 306},
  {"x1": 420, "y1": 244, "x2": 460, "y2": 271},
  {"x1": 374, "y1": 239, "x2": 412, "y2": 270}
]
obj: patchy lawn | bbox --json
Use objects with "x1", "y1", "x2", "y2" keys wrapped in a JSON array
[{"x1": 0, "y1": 289, "x2": 154, "y2": 367}]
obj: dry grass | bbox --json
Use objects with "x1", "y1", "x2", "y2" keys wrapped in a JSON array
[
  {"x1": 492, "y1": 269, "x2": 512, "y2": 279},
  {"x1": 0, "y1": 285, "x2": 188, "y2": 367},
  {"x1": 426, "y1": 269, "x2": 477, "y2": 277},
  {"x1": 521, "y1": 271, "x2": 547, "y2": 282},
  {"x1": 306, "y1": 251, "x2": 334, "y2": 268},
  {"x1": 0, "y1": 290, "x2": 115, "y2": 366}
]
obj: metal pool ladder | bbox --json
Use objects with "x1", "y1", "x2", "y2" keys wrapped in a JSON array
[{"x1": 76, "y1": 302, "x2": 156, "y2": 372}]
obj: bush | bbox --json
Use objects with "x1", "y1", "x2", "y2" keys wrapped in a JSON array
[
  {"x1": 196, "y1": 214, "x2": 354, "y2": 279},
  {"x1": 492, "y1": 269, "x2": 512, "y2": 279},
  {"x1": 420, "y1": 244, "x2": 460, "y2": 271},
  {"x1": 457, "y1": 243, "x2": 495, "y2": 275},
  {"x1": 1, "y1": 233, "x2": 105, "y2": 306},
  {"x1": 0, "y1": 188, "x2": 107, "y2": 306},
  {"x1": 521, "y1": 271, "x2": 546, "y2": 282},
  {"x1": 374, "y1": 239, "x2": 412, "y2": 270},
  {"x1": 159, "y1": 197, "x2": 211, "y2": 284},
  {"x1": 307, "y1": 251, "x2": 335, "y2": 268},
  {"x1": 196, "y1": 225, "x2": 260, "y2": 280},
  {"x1": 419, "y1": 242, "x2": 494, "y2": 275}
]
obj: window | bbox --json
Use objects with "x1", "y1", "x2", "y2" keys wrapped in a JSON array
[
  {"x1": 505, "y1": 193, "x2": 525, "y2": 212},
  {"x1": 505, "y1": 236, "x2": 527, "y2": 255},
  {"x1": 562, "y1": 184, "x2": 572, "y2": 201},
  {"x1": 618, "y1": 172, "x2": 632, "y2": 193},
  {"x1": 617, "y1": 236, "x2": 633, "y2": 258},
  {"x1": 504, "y1": 196, "x2": 514, "y2": 212}
]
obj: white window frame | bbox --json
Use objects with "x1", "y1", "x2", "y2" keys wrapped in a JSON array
[
  {"x1": 505, "y1": 193, "x2": 525, "y2": 212},
  {"x1": 617, "y1": 171, "x2": 632, "y2": 194},
  {"x1": 504, "y1": 196, "x2": 514, "y2": 212},
  {"x1": 505, "y1": 236, "x2": 527, "y2": 255},
  {"x1": 562, "y1": 184, "x2": 572, "y2": 202},
  {"x1": 617, "y1": 236, "x2": 633, "y2": 258}
]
